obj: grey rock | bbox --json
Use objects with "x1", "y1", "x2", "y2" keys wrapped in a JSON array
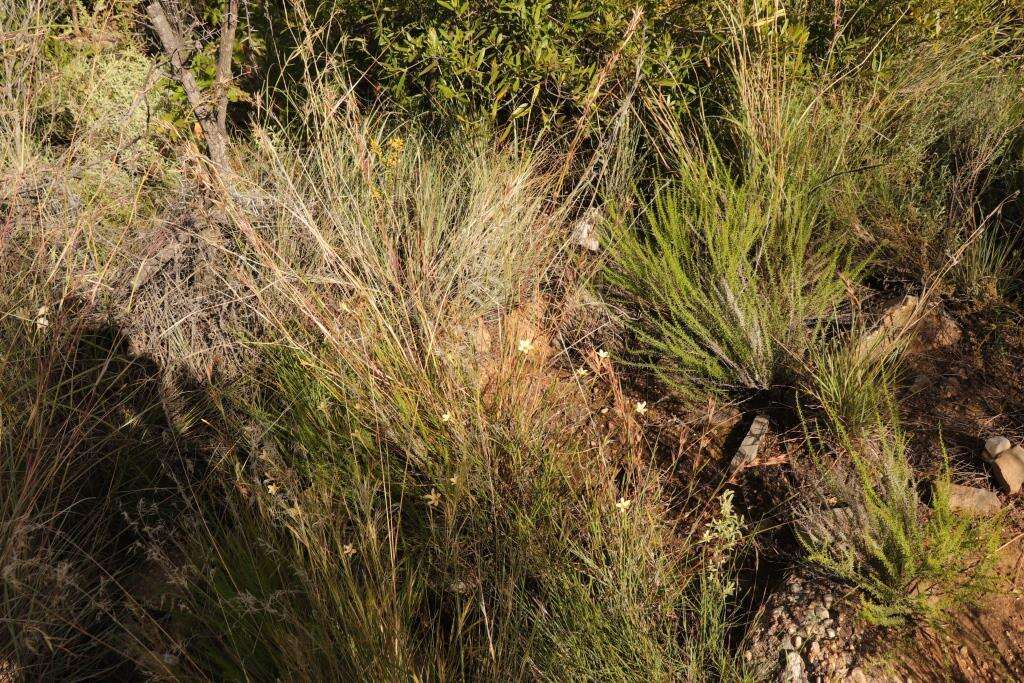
[
  {"x1": 985, "y1": 436, "x2": 1012, "y2": 461},
  {"x1": 993, "y1": 447, "x2": 1024, "y2": 494},
  {"x1": 938, "y1": 482, "x2": 1001, "y2": 516},
  {"x1": 857, "y1": 295, "x2": 919, "y2": 358}
]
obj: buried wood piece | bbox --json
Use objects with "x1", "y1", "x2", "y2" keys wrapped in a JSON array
[{"x1": 730, "y1": 414, "x2": 769, "y2": 472}]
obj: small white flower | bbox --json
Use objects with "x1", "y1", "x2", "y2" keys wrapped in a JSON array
[
  {"x1": 267, "y1": 483, "x2": 279, "y2": 496},
  {"x1": 441, "y1": 412, "x2": 452, "y2": 423},
  {"x1": 576, "y1": 367, "x2": 589, "y2": 376},
  {"x1": 425, "y1": 489, "x2": 441, "y2": 507},
  {"x1": 634, "y1": 401, "x2": 648, "y2": 415},
  {"x1": 517, "y1": 338, "x2": 535, "y2": 354},
  {"x1": 615, "y1": 497, "x2": 632, "y2": 512},
  {"x1": 449, "y1": 475, "x2": 459, "y2": 486},
  {"x1": 596, "y1": 349, "x2": 609, "y2": 359},
  {"x1": 35, "y1": 316, "x2": 49, "y2": 329},
  {"x1": 342, "y1": 543, "x2": 357, "y2": 557}
]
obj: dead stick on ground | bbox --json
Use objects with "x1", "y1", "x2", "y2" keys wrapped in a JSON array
[{"x1": 146, "y1": 0, "x2": 235, "y2": 172}]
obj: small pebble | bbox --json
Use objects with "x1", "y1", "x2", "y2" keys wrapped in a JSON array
[
  {"x1": 827, "y1": 628, "x2": 837, "y2": 638},
  {"x1": 794, "y1": 635, "x2": 803, "y2": 648},
  {"x1": 816, "y1": 606, "x2": 830, "y2": 621},
  {"x1": 788, "y1": 624, "x2": 798, "y2": 635}
]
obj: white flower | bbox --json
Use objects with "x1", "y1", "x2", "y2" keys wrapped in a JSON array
[
  {"x1": 425, "y1": 489, "x2": 441, "y2": 507},
  {"x1": 596, "y1": 349, "x2": 609, "y2": 359},
  {"x1": 615, "y1": 497, "x2": 632, "y2": 512},
  {"x1": 517, "y1": 338, "x2": 535, "y2": 354},
  {"x1": 441, "y1": 412, "x2": 452, "y2": 423},
  {"x1": 634, "y1": 401, "x2": 648, "y2": 415},
  {"x1": 576, "y1": 367, "x2": 589, "y2": 376},
  {"x1": 342, "y1": 543, "x2": 357, "y2": 557}
]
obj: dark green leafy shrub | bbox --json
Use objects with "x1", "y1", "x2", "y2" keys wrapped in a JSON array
[
  {"x1": 367, "y1": 0, "x2": 697, "y2": 129},
  {"x1": 232, "y1": 0, "x2": 706, "y2": 133}
]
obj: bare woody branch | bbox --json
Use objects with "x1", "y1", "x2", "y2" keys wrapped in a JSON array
[
  {"x1": 215, "y1": 0, "x2": 239, "y2": 134},
  {"x1": 146, "y1": 0, "x2": 236, "y2": 172}
]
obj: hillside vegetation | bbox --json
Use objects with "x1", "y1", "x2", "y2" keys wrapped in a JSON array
[{"x1": 3, "y1": 1, "x2": 1024, "y2": 680}]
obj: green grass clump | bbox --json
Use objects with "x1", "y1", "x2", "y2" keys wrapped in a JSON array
[
  {"x1": 801, "y1": 324, "x2": 906, "y2": 441},
  {"x1": 151, "y1": 348, "x2": 706, "y2": 681},
  {"x1": 604, "y1": 57, "x2": 865, "y2": 402},
  {"x1": 799, "y1": 428, "x2": 1002, "y2": 627},
  {"x1": 124, "y1": 104, "x2": 740, "y2": 680},
  {"x1": 953, "y1": 226, "x2": 1024, "y2": 306}
]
